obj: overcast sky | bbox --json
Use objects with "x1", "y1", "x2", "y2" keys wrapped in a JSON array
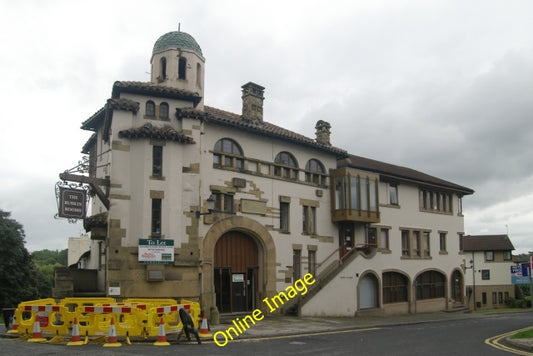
[{"x1": 1, "y1": 0, "x2": 532, "y2": 254}]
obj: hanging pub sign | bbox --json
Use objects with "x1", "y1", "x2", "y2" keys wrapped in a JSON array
[
  {"x1": 58, "y1": 187, "x2": 87, "y2": 219},
  {"x1": 138, "y1": 239, "x2": 174, "y2": 264}
]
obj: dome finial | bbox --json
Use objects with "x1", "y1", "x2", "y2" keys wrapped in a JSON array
[{"x1": 178, "y1": 22, "x2": 181, "y2": 32}]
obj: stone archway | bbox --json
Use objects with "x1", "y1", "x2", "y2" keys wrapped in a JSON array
[{"x1": 201, "y1": 216, "x2": 277, "y2": 315}]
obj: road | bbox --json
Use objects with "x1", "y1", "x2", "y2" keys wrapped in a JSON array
[{"x1": 1, "y1": 312, "x2": 531, "y2": 355}]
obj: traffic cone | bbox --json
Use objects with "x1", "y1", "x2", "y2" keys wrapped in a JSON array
[
  {"x1": 103, "y1": 318, "x2": 121, "y2": 347},
  {"x1": 27, "y1": 319, "x2": 46, "y2": 343},
  {"x1": 67, "y1": 317, "x2": 84, "y2": 346},
  {"x1": 7, "y1": 314, "x2": 18, "y2": 334},
  {"x1": 153, "y1": 317, "x2": 170, "y2": 346},
  {"x1": 198, "y1": 312, "x2": 212, "y2": 338}
]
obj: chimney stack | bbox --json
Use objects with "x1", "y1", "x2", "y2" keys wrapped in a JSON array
[
  {"x1": 315, "y1": 120, "x2": 331, "y2": 146},
  {"x1": 241, "y1": 82, "x2": 265, "y2": 123}
]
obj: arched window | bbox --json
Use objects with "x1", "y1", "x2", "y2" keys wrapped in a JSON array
[
  {"x1": 305, "y1": 159, "x2": 326, "y2": 185},
  {"x1": 382, "y1": 272, "x2": 408, "y2": 304},
  {"x1": 160, "y1": 57, "x2": 167, "y2": 80},
  {"x1": 159, "y1": 102, "x2": 169, "y2": 119},
  {"x1": 415, "y1": 271, "x2": 445, "y2": 300},
  {"x1": 213, "y1": 138, "x2": 244, "y2": 169},
  {"x1": 146, "y1": 101, "x2": 155, "y2": 117},
  {"x1": 178, "y1": 57, "x2": 187, "y2": 80},
  {"x1": 274, "y1": 152, "x2": 298, "y2": 180}
]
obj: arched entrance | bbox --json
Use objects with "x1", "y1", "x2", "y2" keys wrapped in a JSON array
[
  {"x1": 359, "y1": 274, "x2": 379, "y2": 309},
  {"x1": 214, "y1": 231, "x2": 258, "y2": 313}
]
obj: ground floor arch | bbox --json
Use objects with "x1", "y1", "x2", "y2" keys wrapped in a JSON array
[
  {"x1": 201, "y1": 216, "x2": 277, "y2": 316},
  {"x1": 214, "y1": 231, "x2": 258, "y2": 313},
  {"x1": 359, "y1": 273, "x2": 379, "y2": 309}
]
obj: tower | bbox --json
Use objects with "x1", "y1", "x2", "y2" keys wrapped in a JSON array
[{"x1": 150, "y1": 29, "x2": 205, "y2": 109}]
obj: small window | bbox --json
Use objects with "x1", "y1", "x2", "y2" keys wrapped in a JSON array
[
  {"x1": 280, "y1": 201, "x2": 290, "y2": 233},
  {"x1": 293, "y1": 249, "x2": 301, "y2": 280},
  {"x1": 423, "y1": 231, "x2": 430, "y2": 257},
  {"x1": 503, "y1": 251, "x2": 511, "y2": 260},
  {"x1": 413, "y1": 231, "x2": 421, "y2": 257},
  {"x1": 178, "y1": 57, "x2": 187, "y2": 80},
  {"x1": 492, "y1": 292, "x2": 497, "y2": 304},
  {"x1": 213, "y1": 192, "x2": 234, "y2": 214},
  {"x1": 380, "y1": 229, "x2": 389, "y2": 250},
  {"x1": 151, "y1": 199, "x2": 161, "y2": 236},
  {"x1": 482, "y1": 269, "x2": 490, "y2": 280},
  {"x1": 367, "y1": 227, "x2": 377, "y2": 246},
  {"x1": 401, "y1": 230, "x2": 410, "y2": 256},
  {"x1": 146, "y1": 101, "x2": 155, "y2": 117},
  {"x1": 389, "y1": 184, "x2": 398, "y2": 205},
  {"x1": 159, "y1": 102, "x2": 169, "y2": 119},
  {"x1": 485, "y1": 251, "x2": 494, "y2": 261},
  {"x1": 439, "y1": 232, "x2": 447, "y2": 252},
  {"x1": 308, "y1": 250, "x2": 316, "y2": 276},
  {"x1": 302, "y1": 205, "x2": 316, "y2": 235},
  {"x1": 152, "y1": 146, "x2": 163, "y2": 177}
]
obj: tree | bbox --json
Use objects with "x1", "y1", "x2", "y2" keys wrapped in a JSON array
[
  {"x1": 0, "y1": 210, "x2": 39, "y2": 310},
  {"x1": 31, "y1": 249, "x2": 69, "y2": 297}
]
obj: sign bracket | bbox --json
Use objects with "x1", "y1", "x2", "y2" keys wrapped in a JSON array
[{"x1": 59, "y1": 172, "x2": 110, "y2": 210}]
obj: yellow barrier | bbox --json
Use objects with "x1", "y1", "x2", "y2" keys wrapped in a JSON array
[
  {"x1": 9, "y1": 297, "x2": 202, "y2": 342},
  {"x1": 179, "y1": 299, "x2": 201, "y2": 328}
]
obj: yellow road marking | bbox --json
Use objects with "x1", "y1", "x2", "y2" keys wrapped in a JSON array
[{"x1": 485, "y1": 327, "x2": 533, "y2": 355}]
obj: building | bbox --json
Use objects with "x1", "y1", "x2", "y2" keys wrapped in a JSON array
[
  {"x1": 462, "y1": 234, "x2": 515, "y2": 310},
  {"x1": 61, "y1": 29, "x2": 475, "y2": 319}
]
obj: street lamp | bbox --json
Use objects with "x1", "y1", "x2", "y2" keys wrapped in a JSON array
[
  {"x1": 195, "y1": 194, "x2": 216, "y2": 218},
  {"x1": 464, "y1": 258, "x2": 476, "y2": 311}
]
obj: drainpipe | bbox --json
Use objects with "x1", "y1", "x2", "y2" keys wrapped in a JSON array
[{"x1": 472, "y1": 252, "x2": 476, "y2": 311}]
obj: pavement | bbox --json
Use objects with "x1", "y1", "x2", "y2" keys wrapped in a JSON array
[{"x1": 2, "y1": 309, "x2": 533, "y2": 351}]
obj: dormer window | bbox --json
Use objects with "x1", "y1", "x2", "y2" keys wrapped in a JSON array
[{"x1": 178, "y1": 57, "x2": 187, "y2": 80}]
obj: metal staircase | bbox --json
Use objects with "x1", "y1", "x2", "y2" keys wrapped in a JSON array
[{"x1": 281, "y1": 244, "x2": 376, "y2": 315}]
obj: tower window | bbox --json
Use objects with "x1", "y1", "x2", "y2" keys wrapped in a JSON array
[
  {"x1": 160, "y1": 57, "x2": 167, "y2": 80},
  {"x1": 178, "y1": 57, "x2": 187, "y2": 80},
  {"x1": 196, "y1": 63, "x2": 202, "y2": 88}
]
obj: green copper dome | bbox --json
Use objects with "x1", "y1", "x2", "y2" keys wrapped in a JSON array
[{"x1": 153, "y1": 31, "x2": 203, "y2": 56}]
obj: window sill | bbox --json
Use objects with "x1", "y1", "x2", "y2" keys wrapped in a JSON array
[
  {"x1": 401, "y1": 256, "x2": 433, "y2": 260},
  {"x1": 381, "y1": 204, "x2": 401, "y2": 209},
  {"x1": 150, "y1": 175, "x2": 166, "y2": 181},
  {"x1": 439, "y1": 251, "x2": 448, "y2": 255},
  {"x1": 379, "y1": 248, "x2": 392, "y2": 254}
]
